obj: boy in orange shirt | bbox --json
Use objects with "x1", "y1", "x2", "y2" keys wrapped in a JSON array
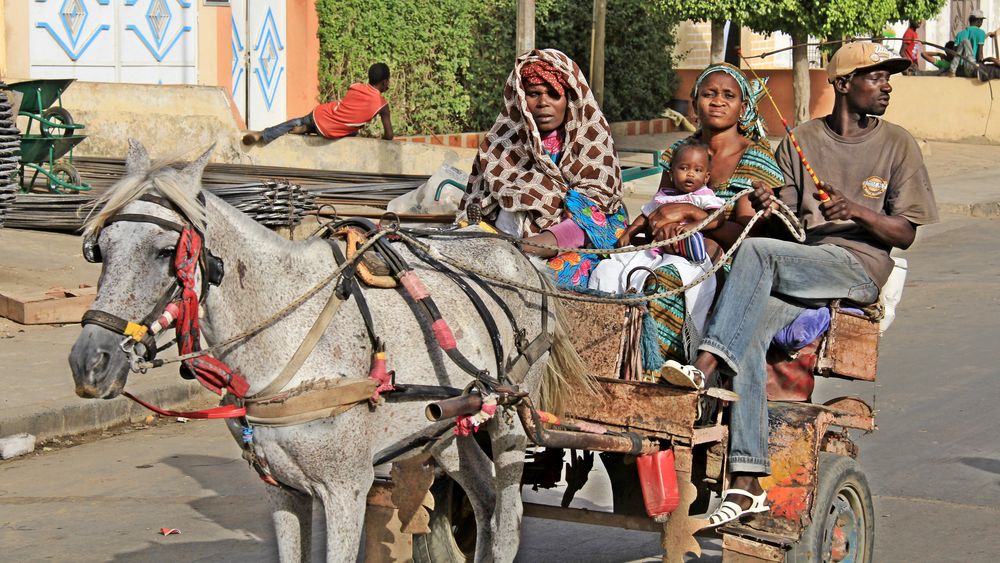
[{"x1": 243, "y1": 63, "x2": 393, "y2": 145}]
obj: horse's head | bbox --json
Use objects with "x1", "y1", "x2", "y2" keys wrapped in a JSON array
[{"x1": 69, "y1": 139, "x2": 214, "y2": 399}]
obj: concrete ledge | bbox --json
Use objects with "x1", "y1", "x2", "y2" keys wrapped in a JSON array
[
  {"x1": 54, "y1": 81, "x2": 480, "y2": 176},
  {"x1": 0, "y1": 376, "x2": 213, "y2": 443},
  {"x1": 884, "y1": 75, "x2": 1000, "y2": 143}
]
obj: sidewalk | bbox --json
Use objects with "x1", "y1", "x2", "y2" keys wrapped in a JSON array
[{"x1": 1, "y1": 138, "x2": 998, "y2": 444}]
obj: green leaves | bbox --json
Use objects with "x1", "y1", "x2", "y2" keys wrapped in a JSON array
[{"x1": 316, "y1": 0, "x2": 681, "y2": 135}]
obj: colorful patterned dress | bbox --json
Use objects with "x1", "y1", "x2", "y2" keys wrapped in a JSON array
[{"x1": 646, "y1": 136, "x2": 783, "y2": 364}]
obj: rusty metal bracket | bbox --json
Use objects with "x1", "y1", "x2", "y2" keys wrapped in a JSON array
[{"x1": 389, "y1": 452, "x2": 436, "y2": 534}]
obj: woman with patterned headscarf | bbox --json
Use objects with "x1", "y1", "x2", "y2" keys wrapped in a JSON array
[
  {"x1": 460, "y1": 49, "x2": 628, "y2": 288},
  {"x1": 643, "y1": 63, "x2": 784, "y2": 368}
]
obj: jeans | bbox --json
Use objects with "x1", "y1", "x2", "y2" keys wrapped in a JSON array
[
  {"x1": 698, "y1": 238, "x2": 879, "y2": 474},
  {"x1": 949, "y1": 39, "x2": 976, "y2": 77},
  {"x1": 260, "y1": 112, "x2": 318, "y2": 144}
]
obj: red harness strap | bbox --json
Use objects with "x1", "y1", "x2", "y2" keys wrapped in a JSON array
[
  {"x1": 123, "y1": 392, "x2": 246, "y2": 419},
  {"x1": 174, "y1": 228, "x2": 250, "y2": 398}
]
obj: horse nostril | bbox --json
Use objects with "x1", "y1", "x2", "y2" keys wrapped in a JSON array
[{"x1": 87, "y1": 351, "x2": 109, "y2": 375}]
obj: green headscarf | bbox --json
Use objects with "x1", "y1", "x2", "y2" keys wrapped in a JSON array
[{"x1": 690, "y1": 63, "x2": 769, "y2": 141}]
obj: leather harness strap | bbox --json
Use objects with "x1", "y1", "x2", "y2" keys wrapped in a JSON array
[
  {"x1": 244, "y1": 377, "x2": 378, "y2": 426},
  {"x1": 246, "y1": 242, "x2": 348, "y2": 402}
]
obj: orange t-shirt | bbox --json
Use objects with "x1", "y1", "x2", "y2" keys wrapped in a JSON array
[{"x1": 312, "y1": 83, "x2": 388, "y2": 138}]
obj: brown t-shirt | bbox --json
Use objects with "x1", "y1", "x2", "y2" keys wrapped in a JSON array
[{"x1": 776, "y1": 118, "x2": 939, "y2": 288}]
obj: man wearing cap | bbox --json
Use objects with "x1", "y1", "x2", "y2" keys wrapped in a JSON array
[
  {"x1": 667, "y1": 42, "x2": 939, "y2": 529},
  {"x1": 950, "y1": 10, "x2": 988, "y2": 76}
]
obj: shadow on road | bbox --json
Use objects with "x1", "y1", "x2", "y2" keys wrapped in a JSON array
[
  {"x1": 112, "y1": 453, "x2": 278, "y2": 562},
  {"x1": 958, "y1": 456, "x2": 1000, "y2": 476}
]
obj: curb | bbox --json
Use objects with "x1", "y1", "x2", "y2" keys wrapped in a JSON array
[
  {"x1": 938, "y1": 200, "x2": 1000, "y2": 218},
  {"x1": 0, "y1": 380, "x2": 214, "y2": 443}
]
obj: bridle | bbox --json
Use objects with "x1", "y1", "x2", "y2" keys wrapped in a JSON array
[{"x1": 80, "y1": 192, "x2": 242, "y2": 398}]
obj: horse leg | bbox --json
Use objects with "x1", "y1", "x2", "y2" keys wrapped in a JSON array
[
  {"x1": 266, "y1": 485, "x2": 313, "y2": 563},
  {"x1": 487, "y1": 416, "x2": 529, "y2": 562},
  {"x1": 431, "y1": 436, "x2": 497, "y2": 562},
  {"x1": 314, "y1": 466, "x2": 374, "y2": 563}
]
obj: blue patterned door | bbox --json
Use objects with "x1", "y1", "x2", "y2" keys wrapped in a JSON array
[
  {"x1": 230, "y1": 0, "x2": 286, "y2": 129},
  {"x1": 29, "y1": 0, "x2": 197, "y2": 83}
]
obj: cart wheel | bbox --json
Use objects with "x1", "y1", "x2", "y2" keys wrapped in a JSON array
[
  {"x1": 786, "y1": 453, "x2": 875, "y2": 563},
  {"x1": 40, "y1": 107, "x2": 74, "y2": 137},
  {"x1": 412, "y1": 477, "x2": 476, "y2": 563},
  {"x1": 49, "y1": 162, "x2": 82, "y2": 193}
]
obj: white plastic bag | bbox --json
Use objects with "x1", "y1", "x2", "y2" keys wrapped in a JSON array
[
  {"x1": 387, "y1": 161, "x2": 469, "y2": 215},
  {"x1": 878, "y1": 257, "x2": 907, "y2": 334}
]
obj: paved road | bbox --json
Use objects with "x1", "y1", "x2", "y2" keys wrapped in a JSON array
[{"x1": 1, "y1": 213, "x2": 998, "y2": 562}]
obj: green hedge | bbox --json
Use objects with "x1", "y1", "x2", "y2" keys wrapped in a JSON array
[{"x1": 316, "y1": 0, "x2": 680, "y2": 136}]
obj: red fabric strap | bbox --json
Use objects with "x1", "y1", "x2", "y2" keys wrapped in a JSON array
[
  {"x1": 173, "y1": 228, "x2": 250, "y2": 398},
  {"x1": 123, "y1": 392, "x2": 246, "y2": 419}
]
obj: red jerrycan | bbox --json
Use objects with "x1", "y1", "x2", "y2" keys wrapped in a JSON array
[{"x1": 636, "y1": 448, "x2": 680, "y2": 517}]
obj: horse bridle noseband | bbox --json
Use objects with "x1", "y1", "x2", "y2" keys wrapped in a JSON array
[{"x1": 81, "y1": 193, "x2": 225, "y2": 367}]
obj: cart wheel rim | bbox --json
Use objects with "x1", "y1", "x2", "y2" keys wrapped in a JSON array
[{"x1": 821, "y1": 484, "x2": 866, "y2": 563}]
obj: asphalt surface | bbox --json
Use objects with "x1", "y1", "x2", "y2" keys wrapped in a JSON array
[{"x1": 1, "y1": 212, "x2": 997, "y2": 561}]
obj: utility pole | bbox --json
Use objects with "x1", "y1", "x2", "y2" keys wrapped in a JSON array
[
  {"x1": 516, "y1": 0, "x2": 536, "y2": 57},
  {"x1": 590, "y1": 0, "x2": 607, "y2": 105}
]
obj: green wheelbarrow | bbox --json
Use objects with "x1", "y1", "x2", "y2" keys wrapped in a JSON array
[
  {"x1": 6, "y1": 78, "x2": 89, "y2": 193},
  {"x1": 19, "y1": 134, "x2": 90, "y2": 194}
]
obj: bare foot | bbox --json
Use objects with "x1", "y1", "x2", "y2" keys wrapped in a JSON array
[{"x1": 242, "y1": 131, "x2": 262, "y2": 145}]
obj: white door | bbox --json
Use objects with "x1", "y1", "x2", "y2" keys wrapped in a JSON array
[
  {"x1": 230, "y1": 0, "x2": 286, "y2": 129},
  {"x1": 29, "y1": 0, "x2": 197, "y2": 84}
]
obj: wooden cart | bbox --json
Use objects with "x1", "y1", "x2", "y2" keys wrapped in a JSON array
[{"x1": 365, "y1": 297, "x2": 880, "y2": 563}]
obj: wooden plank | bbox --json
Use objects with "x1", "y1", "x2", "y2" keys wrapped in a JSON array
[
  {"x1": 565, "y1": 377, "x2": 699, "y2": 439},
  {"x1": 0, "y1": 286, "x2": 96, "y2": 325},
  {"x1": 818, "y1": 309, "x2": 880, "y2": 381}
]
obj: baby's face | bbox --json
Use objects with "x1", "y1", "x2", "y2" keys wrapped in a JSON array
[{"x1": 671, "y1": 148, "x2": 710, "y2": 193}]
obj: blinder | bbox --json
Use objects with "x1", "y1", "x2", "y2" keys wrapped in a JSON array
[{"x1": 82, "y1": 216, "x2": 225, "y2": 287}]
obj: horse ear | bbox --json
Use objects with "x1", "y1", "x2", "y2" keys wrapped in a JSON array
[
  {"x1": 125, "y1": 139, "x2": 150, "y2": 176},
  {"x1": 178, "y1": 143, "x2": 215, "y2": 187}
]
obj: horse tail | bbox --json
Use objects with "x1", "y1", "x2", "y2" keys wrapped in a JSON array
[{"x1": 539, "y1": 287, "x2": 598, "y2": 416}]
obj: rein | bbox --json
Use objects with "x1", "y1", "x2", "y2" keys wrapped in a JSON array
[{"x1": 405, "y1": 188, "x2": 806, "y2": 305}]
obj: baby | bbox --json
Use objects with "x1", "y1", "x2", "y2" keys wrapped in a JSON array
[
  {"x1": 619, "y1": 141, "x2": 724, "y2": 262},
  {"x1": 588, "y1": 141, "x2": 724, "y2": 295}
]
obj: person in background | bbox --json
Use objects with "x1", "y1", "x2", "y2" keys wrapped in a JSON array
[
  {"x1": 921, "y1": 41, "x2": 956, "y2": 74},
  {"x1": 949, "y1": 10, "x2": 988, "y2": 76},
  {"x1": 242, "y1": 63, "x2": 393, "y2": 145},
  {"x1": 902, "y1": 20, "x2": 922, "y2": 73}
]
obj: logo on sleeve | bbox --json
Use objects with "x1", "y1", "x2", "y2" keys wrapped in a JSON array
[{"x1": 861, "y1": 176, "x2": 888, "y2": 198}]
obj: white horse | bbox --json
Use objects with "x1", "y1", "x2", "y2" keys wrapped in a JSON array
[{"x1": 68, "y1": 141, "x2": 586, "y2": 562}]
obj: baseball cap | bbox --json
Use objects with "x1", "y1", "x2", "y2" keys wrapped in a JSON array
[
  {"x1": 970, "y1": 9, "x2": 985, "y2": 20},
  {"x1": 826, "y1": 42, "x2": 912, "y2": 82}
]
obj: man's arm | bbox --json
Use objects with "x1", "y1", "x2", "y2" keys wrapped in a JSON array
[
  {"x1": 379, "y1": 106, "x2": 393, "y2": 140},
  {"x1": 816, "y1": 182, "x2": 917, "y2": 249}
]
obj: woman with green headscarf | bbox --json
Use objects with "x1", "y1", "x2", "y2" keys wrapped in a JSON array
[{"x1": 643, "y1": 63, "x2": 784, "y2": 368}]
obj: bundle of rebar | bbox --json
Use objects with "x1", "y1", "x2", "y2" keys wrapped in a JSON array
[
  {"x1": 8, "y1": 158, "x2": 431, "y2": 232},
  {"x1": 0, "y1": 84, "x2": 20, "y2": 227}
]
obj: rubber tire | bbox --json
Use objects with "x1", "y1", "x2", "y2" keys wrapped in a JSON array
[
  {"x1": 412, "y1": 477, "x2": 476, "y2": 563},
  {"x1": 40, "y1": 106, "x2": 74, "y2": 137},
  {"x1": 49, "y1": 162, "x2": 81, "y2": 193},
  {"x1": 786, "y1": 453, "x2": 875, "y2": 563}
]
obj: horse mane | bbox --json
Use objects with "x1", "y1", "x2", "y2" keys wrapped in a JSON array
[{"x1": 83, "y1": 157, "x2": 207, "y2": 236}]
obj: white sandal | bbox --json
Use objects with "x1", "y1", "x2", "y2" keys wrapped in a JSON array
[
  {"x1": 703, "y1": 488, "x2": 770, "y2": 529},
  {"x1": 660, "y1": 360, "x2": 706, "y2": 390}
]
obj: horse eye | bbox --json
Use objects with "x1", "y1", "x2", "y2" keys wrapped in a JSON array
[{"x1": 157, "y1": 246, "x2": 176, "y2": 259}]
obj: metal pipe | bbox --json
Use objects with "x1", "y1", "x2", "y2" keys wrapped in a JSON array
[
  {"x1": 516, "y1": 403, "x2": 659, "y2": 456},
  {"x1": 426, "y1": 393, "x2": 483, "y2": 422}
]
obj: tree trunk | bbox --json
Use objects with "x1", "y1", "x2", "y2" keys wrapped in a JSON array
[
  {"x1": 590, "y1": 0, "x2": 607, "y2": 105},
  {"x1": 791, "y1": 30, "x2": 810, "y2": 125},
  {"x1": 516, "y1": 0, "x2": 536, "y2": 56},
  {"x1": 710, "y1": 20, "x2": 726, "y2": 64}
]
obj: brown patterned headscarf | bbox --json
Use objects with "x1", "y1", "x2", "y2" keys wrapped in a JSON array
[{"x1": 460, "y1": 49, "x2": 623, "y2": 235}]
